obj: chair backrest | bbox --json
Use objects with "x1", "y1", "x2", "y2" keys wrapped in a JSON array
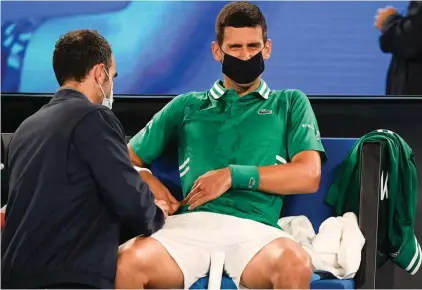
[
  {"x1": 281, "y1": 138, "x2": 357, "y2": 231},
  {"x1": 150, "y1": 144, "x2": 183, "y2": 201},
  {"x1": 1, "y1": 133, "x2": 14, "y2": 151},
  {"x1": 2, "y1": 133, "x2": 357, "y2": 231},
  {"x1": 148, "y1": 138, "x2": 358, "y2": 231},
  {"x1": 1, "y1": 133, "x2": 14, "y2": 206}
]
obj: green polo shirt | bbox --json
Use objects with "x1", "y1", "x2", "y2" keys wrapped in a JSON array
[{"x1": 130, "y1": 80, "x2": 327, "y2": 228}]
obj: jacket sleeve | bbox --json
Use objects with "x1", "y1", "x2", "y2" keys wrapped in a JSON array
[
  {"x1": 72, "y1": 108, "x2": 165, "y2": 236},
  {"x1": 379, "y1": 2, "x2": 422, "y2": 60},
  {"x1": 391, "y1": 135, "x2": 421, "y2": 275}
]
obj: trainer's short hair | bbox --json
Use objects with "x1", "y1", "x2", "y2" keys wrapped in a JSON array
[{"x1": 53, "y1": 29, "x2": 112, "y2": 86}]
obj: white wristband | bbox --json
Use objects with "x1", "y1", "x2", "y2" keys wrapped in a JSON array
[{"x1": 133, "y1": 166, "x2": 152, "y2": 175}]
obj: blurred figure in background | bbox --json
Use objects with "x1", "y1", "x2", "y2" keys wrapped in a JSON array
[{"x1": 375, "y1": 1, "x2": 422, "y2": 96}]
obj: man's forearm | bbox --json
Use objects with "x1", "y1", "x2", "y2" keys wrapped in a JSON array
[
  {"x1": 228, "y1": 150, "x2": 321, "y2": 195},
  {"x1": 257, "y1": 163, "x2": 320, "y2": 195},
  {"x1": 127, "y1": 144, "x2": 145, "y2": 167},
  {"x1": 184, "y1": 153, "x2": 321, "y2": 210}
]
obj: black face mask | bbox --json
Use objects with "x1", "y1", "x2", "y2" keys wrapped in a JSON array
[{"x1": 221, "y1": 50, "x2": 265, "y2": 85}]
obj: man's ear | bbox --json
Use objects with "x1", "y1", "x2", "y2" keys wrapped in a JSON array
[
  {"x1": 211, "y1": 41, "x2": 224, "y2": 62},
  {"x1": 92, "y1": 63, "x2": 105, "y2": 84},
  {"x1": 263, "y1": 39, "x2": 272, "y2": 60}
]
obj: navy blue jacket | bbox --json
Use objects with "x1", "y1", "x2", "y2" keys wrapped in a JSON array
[{"x1": 1, "y1": 89, "x2": 165, "y2": 288}]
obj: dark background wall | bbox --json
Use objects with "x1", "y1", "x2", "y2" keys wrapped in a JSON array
[{"x1": 1, "y1": 95, "x2": 422, "y2": 287}]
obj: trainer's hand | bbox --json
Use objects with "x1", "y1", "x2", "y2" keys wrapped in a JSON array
[
  {"x1": 155, "y1": 199, "x2": 169, "y2": 218},
  {"x1": 184, "y1": 167, "x2": 232, "y2": 210},
  {"x1": 374, "y1": 6, "x2": 399, "y2": 30},
  {"x1": 140, "y1": 171, "x2": 180, "y2": 215}
]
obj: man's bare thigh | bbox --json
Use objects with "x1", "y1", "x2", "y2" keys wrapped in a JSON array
[{"x1": 116, "y1": 236, "x2": 184, "y2": 289}]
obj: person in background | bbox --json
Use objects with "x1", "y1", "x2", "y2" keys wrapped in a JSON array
[
  {"x1": 1, "y1": 136, "x2": 8, "y2": 209},
  {"x1": 117, "y1": 2, "x2": 326, "y2": 289},
  {"x1": 375, "y1": 1, "x2": 422, "y2": 95},
  {"x1": 1, "y1": 29, "x2": 166, "y2": 289}
]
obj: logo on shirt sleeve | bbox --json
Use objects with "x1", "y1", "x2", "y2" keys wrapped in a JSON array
[
  {"x1": 302, "y1": 124, "x2": 321, "y2": 141},
  {"x1": 315, "y1": 130, "x2": 321, "y2": 141},
  {"x1": 301, "y1": 124, "x2": 315, "y2": 130}
]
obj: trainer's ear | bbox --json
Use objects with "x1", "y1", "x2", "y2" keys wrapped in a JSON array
[
  {"x1": 212, "y1": 41, "x2": 224, "y2": 62},
  {"x1": 92, "y1": 63, "x2": 107, "y2": 85}
]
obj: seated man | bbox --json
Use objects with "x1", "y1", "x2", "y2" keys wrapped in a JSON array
[{"x1": 118, "y1": 2, "x2": 327, "y2": 289}]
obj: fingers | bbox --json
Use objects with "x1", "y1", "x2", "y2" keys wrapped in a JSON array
[
  {"x1": 155, "y1": 199, "x2": 166, "y2": 207},
  {"x1": 156, "y1": 199, "x2": 179, "y2": 216},
  {"x1": 169, "y1": 201, "x2": 181, "y2": 215},
  {"x1": 155, "y1": 199, "x2": 169, "y2": 218},
  {"x1": 166, "y1": 190, "x2": 179, "y2": 204},
  {"x1": 185, "y1": 190, "x2": 205, "y2": 208},
  {"x1": 188, "y1": 194, "x2": 214, "y2": 210},
  {"x1": 183, "y1": 182, "x2": 201, "y2": 205}
]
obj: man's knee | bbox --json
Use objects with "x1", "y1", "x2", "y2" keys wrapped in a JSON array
[
  {"x1": 116, "y1": 236, "x2": 184, "y2": 289},
  {"x1": 270, "y1": 238, "x2": 312, "y2": 279},
  {"x1": 116, "y1": 237, "x2": 155, "y2": 288}
]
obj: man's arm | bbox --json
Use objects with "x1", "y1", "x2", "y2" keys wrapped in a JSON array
[
  {"x1": 258, "y1": 151, "x2": 321, "y2": 194},
  {"x1": 184, "y1": 90, "x2": 326, "y2": 209},
  {"x1": 127, "y1": 95, "x2": 188, "y2": 211},
  {"x1": 378, "y1": 2, "x2": 422, "y2": 60},
  {"x1": 128, "y1": 143, "x2": 145, "y2": 167},
  {"x1": 257, "y1": 90, "x2": 325, "y2": 195},
  {"x1": 73, "y1": 108, "x2": 165, "y2": 235},
  {"x1": 184, "y1": 152, "x2": 321, "y2": 209},
  {"x1": 128, "y1": 144, "x2": 180, "y2": 213},
  {"x1": 128, "y1": 94, "x2": 187, "y2": 165}
]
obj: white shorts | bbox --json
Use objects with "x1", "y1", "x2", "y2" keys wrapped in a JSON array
[{"x1": 151, "y1": 212, "x2": 294, "y2": 289}]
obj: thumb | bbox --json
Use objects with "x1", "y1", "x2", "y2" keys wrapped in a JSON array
[{"x1": 166, "y1": 192, "x2": 178, "y2": 204}]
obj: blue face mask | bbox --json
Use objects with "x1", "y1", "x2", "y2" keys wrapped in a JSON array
[{"x1": 98, "y1": 68, "x2": 114, "y2": 109}]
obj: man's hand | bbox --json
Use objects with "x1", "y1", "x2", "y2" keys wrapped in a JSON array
[
  {"x1": 140, "y1": 171, "x2": 180, "y2": 215},
  {"x1": 375, "y1": 7, "x2": 399, "y2": 30},
  {"x1": 183, "y1": 167, "x2": 232, "y2": 210},
  {"x1": 155, "y1": 199, "x2": 169, "y2": 218}
]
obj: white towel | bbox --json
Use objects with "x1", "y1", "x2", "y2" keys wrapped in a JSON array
[{"x1": 278, "y1": 212, "x2": 365, "y2": 279}]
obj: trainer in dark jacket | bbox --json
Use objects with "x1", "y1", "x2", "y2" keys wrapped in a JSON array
[
  {"x1": 378, "y1": 1, "x2": 422, "y2": 95},
  {"x1": 1, "y1": 30, "x2": 166, "y2": 289}
]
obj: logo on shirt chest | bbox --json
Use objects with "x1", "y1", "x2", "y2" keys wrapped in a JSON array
[{"x1": 257, "y1": 109, "x2": 273, "y2": 115}]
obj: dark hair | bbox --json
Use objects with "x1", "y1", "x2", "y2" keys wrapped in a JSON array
[
  {"x1": 215, "y1": 1, "x2": 267, "y2": 45},
  {"x1": 53, "y1": 29, "x2": 112, "y2": 86}
]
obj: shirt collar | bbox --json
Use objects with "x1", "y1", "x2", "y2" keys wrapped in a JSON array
[
  {"x1": 54, "y1": 88, "x2": 89, "y2": 101},
  {"x1": 209, "y1": 79, "x2": 271, "y2": 100}
]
